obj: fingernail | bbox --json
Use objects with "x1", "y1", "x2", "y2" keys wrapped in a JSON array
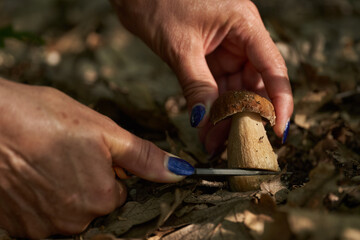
[
  {"x1": 166, "y1": 156, "x2": 195, "y2": 176},
  {"x1": 282, "y1": 120, "x2": 290, "y2": 144},
  {"x1": 190, "y1": 104, "x2": 206, "y2": 127}
]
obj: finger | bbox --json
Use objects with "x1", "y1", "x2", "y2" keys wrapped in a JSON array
[
  {"x1": 225, "y1": 72, "x2": 242, "y2": 92},
  {"x1": 215, "y1": 76, "x2": 228, "y2": 94},
  {"x1": 241, "y1": 61, "x2": 268, "y2": 98},
  {"x1": 244, "y1": 22, "x2": 293, "y2": 137},
  {"x1": 202, "y1": 118, "x2": 231, "y2": 154},
  {"x1": 114, "y1": 180, "x2": 127, "y2": 206},
  {"x1": 113, "y1": 166, "x2": 131, "y2": 179},
  {"x1": 103, "y1": 128, "x2": 194, "y2": 183},
  {"x1": 206, "y1": 46, "x2": 246, "y2": 79},
  {"x1": 173, "y1": 43, "x2": 219, "y2": 128}
]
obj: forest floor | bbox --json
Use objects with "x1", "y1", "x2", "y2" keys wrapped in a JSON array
[{"x1": 0, "y1": 0, "x2": 360, "y2": 239}]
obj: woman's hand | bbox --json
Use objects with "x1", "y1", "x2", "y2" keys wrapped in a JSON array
[
  {"x1": 111, "y1": 0, "x2": 293, "y2": 153},
  {"x1": 0, "y1": 78, "x2": 192, "y2": 238}
]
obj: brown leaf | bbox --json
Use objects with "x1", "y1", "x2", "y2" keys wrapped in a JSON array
[
  {"x1": 173, "y1": 204, "x2": 208, "y2": 218},
  {"x1": 161, "y1": 200, "x2": 253, "y2": 240},
  {"x1": 0, "y1": 229, "x2": 10, "y2": 240},
  {"x1": 243, "y1": 210, "x2": 273, "y2": 238},
  {"x1": 287, "y1": 162, "x2": 340, "y2": 208},
  {"x1": 259, "y1": 175, "x2": 290, "y2": 204},
  {"x1": 184, "y1": 189, "x2": 251, "y2": 205},
  {"x1": 161, "y1": 194, "x2": 290, "y2": 240},
  {"x1": 156, "y1": 188, "x2": 193, "y2": 229},
  {"x1": 284, "y1": 208, "x2": 360, "y2": 240},
  {"x1": 84, "y1": 192, "x2": 174, "y2": 238},
  {"x1": 170, "y1": 113, "x2": 208, "y2": 164},
  {"x1": 328, "y1": 143, "x2": 360, "y2": 178},
  {"x1": 294, "y1": 86, "x2": 337, "y2": 129},
  {"x1": 163, "y1": 200, "x2": 242, "y2": 230},
  {"x1": 90, "y1": 233, "x2": 118, "y2": 240}
]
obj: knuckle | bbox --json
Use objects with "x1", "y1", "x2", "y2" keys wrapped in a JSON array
[
  {"x1": 22, "y1": 221, "x2": 52, "y2": 239},
  {"x1": 35, "y1": 86, "x2": 68, "y2": 108},
  {"x1": 136, "y1": 139, "x2": 153, "y2": 172},
  {"x1": 53, "y1": 219, "x2": 90, "y2": 236},
  {"x1": 163, "y1": 32, "x2": 200, "y2": 71},
  {"x1": 245, "y1": 0, "x2": 260, "y2": 14},
  {"x1": 37, "y1": 85, "x2": 62, "y2": 98},
  {"x1": 266, "y1": 61, "x2": 289, "y2": 78},
  {"x1": 87, "y1": 180, "x2": 120, "y2": 216},
  {"x1": 182, "y1": 80, "x2": 217, "y2": 107},
  {"x1": 98, "y1": 182, "x2": 116, "y2": 203},
  {"x1": 172, "y1": 35, "x2": 196, "y2": 60}
]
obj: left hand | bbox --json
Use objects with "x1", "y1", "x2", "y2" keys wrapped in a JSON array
[{"x1": 111, "y1": 0, "x2": 293, "y2": 153}]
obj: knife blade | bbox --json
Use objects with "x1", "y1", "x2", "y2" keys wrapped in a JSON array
[{"x1": 194, "y1": 168, "x2": 282, "y2": 176}]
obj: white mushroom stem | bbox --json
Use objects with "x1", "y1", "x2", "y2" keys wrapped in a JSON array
[{"x1": 227, "y1": 112, "x2": 279, "y2": 191}]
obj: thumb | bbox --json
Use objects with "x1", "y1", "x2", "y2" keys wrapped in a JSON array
[
  {"x1": 173, "y1": 46, "x2": 219, "y2": 128},
  {"x1": 104, "y1": 127, "x2": 194, "y2": 183}
]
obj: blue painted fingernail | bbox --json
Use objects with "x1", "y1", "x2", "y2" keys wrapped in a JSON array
[
  {"x1": 167, "y1": 156, "x2": 195, "y2": 176},
  {"x1": 282, "y1": 120, "x2": 290, "y2": 144},
  {"x1": 190, "y1": 104, "x2": 206, "y2": 127}
]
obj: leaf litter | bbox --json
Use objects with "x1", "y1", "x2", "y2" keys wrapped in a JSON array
[{"x1": 0, "y1": 0, "x2": 360, "y2": 239}]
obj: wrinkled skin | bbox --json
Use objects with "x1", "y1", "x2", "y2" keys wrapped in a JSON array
[
  {"x1": 0, "y1": 0, "x2": 293, "y2": 238},
  {"x1": 0, "y1": 79, "x2": 183, "y2": 238},
  {"x1": 111, "y1": 0, "x2": 293, "y2": 153}
]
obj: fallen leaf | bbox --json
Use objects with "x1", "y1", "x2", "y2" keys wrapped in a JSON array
[
  {"x1": 90, "y1": 233, "x2": 118, "y2": 240},
  {"x1": 287, "y1": 162, "x2": 340, "y2": 209},
  {"x1": 259, "y1": 175, "x2": 290, "y2": 204},
  {"x1": 284, "y1": 208, "x2": 360, "y2": 240},
  {"x1": 184, "y1": 189, "x2": 251, "y2": 205},
  {"x1": 243, "y1": 210, "x2": 273, "y2": 237},
  {"x1": 294, "y1": 85, "x2": 337, "y2": 129},
  {"x1": 0, "y1": 229, "x2": 10, "y2": 240},
  {"x1": 161, "y1": 200, "x2": 253, "y2": 240},
  {"x1": 156, "y1": 188, "x2": 193, "y2": 229},
  {"x1": 173, "y1": 204, "x2": 208, "y2": 218},
  {"x1": 328, "y1": 143, "x2": 360, "y2": 178},
  {"x1": 84, "y1": 192, "x2": 174, "y2": 238},
  {"x1": 170, "y1": 113, "x2": 208, "y2": 164}
]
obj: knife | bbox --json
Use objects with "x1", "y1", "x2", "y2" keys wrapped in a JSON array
[
  {"x1": 193, "y1": 168, "x2": 282, "y2": 176},
  {"x1": 113, "y1": 167, "x2": 284, "y2": 179}
]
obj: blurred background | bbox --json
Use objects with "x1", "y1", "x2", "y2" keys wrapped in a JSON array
[
  {"x1": 0, "y1": 0, "x2": 359, "y2": 148},
  {"x1": 1, "y1": 0, "x2": 360, "y2": 238},
  {"x1": 1, "y1": 0, "x2": 360, "y2": 189},
  {"x1": 0, "y1": 0, "x2": 195, "y2": 160}
]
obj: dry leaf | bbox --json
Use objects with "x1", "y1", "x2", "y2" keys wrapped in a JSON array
[
  {"x1": 259, "y1": 176, "x2": 290, "y2": 204},
  {"x1": 284, "y1": 208, "x2": 360, "y2": 240},
  {"x1": 294, "y1": 86, "x2": 337, "y2": 129},
  {"x1": 83, "y1": 192, "x2": 174, "y2": 238},
  {"x1": 170, "y1": 113, "x2": 208, "y2": 164},
  {"x1": 156, "y1": 188, "x2": 193, "y2": 229},
  {"x1": 184, "y1": 189, "x2": 251, "y2": 205},
  {"x1": 287, "y1": 162, "x2": 340, "y2": 208},
  {"x1": 107, "y1": 193, "x2": 173, "y2": 235},
  {"x1": 2, "y1": 1, "x2": 360, "y2": 240},
  {"x1": 0, "y1": 229, "x2": 10, "y2": 240},
  {"x1": 161, "y1": 200, "x2": 253, "y2": 240},
  {"x1": 90, "y1": 233, "x2": 118, "y2": 240}
]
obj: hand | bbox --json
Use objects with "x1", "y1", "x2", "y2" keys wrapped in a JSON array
[
  {"x1": 111, "y1": 0, "x2": 293, "y2": 153},
  {"x1": 0, "y1": 78, "x2": 192, "y2": 238}
]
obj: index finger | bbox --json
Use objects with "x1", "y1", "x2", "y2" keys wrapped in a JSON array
[{"x1": 245, "y1": 22, "x2": 293, "y2": 137}]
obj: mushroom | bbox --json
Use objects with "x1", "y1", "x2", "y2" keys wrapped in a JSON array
[{"x1": 210, "y1": 90, "x2": 279, "y2": 191}]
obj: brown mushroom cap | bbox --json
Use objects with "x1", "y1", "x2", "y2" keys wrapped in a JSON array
[{"x1": 210, "y1": 90, "x2": 276, "y2": 126}]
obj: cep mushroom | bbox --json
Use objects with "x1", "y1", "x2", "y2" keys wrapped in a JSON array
[{"x1": 210, "y1": 90, "x2": 279, "y2": 191}]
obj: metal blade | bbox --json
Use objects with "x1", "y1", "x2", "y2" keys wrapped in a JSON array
[{"x1": 194, "y1": 168, "x2": 281, "y2": 176}]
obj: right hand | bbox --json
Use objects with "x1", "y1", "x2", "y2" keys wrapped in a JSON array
[{"x1": 0, "y1": 78, "x2": 192, "y2": 238}]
